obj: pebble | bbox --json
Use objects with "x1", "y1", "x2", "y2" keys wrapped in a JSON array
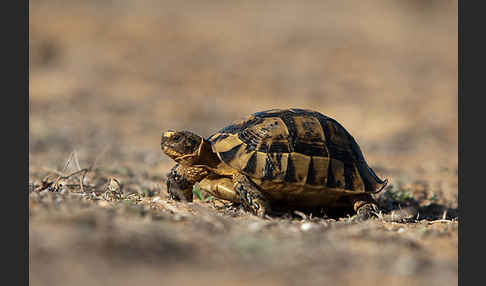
[
  {"x1": 300, "y1": 223, "x2": 317, "y2": 232},
  {"x1": 248, "y1": 222, "x2": 263, "y2": 232},
  {"x1": 98, "y1": 201, "x2": 110, "y2": 207}
]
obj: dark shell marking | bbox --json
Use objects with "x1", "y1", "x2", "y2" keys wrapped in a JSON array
[{"x1": 208, "y1": 108, "x2": 385, "y2": 193}]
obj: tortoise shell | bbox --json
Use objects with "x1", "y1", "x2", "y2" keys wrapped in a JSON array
[{"x1": 207, "y1": 108, "x2": 386, "y2": 194}]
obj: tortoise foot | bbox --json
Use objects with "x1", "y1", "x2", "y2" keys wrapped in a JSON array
[
  {"x1": 234, "y1": 174, "x2": 270, "y2": 218},
  {"x1": 353, "y1": 200, "x2": 380, "y2": 221}
]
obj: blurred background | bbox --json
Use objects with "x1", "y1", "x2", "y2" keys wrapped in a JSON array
[
  {"x1": 30, "y1": 0, "x2": 457, "y2": 174},
  {"x1": 29, "y1": 1, "x2": 458, "y2": 285}
]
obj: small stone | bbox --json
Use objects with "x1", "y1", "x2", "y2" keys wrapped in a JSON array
[
  {"x1": 248, "y1": 222, "x2": 263, "y2": 232},
  {"x1": 98, "y1": 201, "x2": 110, "y2": 207},
  {"x1": 301, "y1": 223, "x2": 317, "y2": 232}
]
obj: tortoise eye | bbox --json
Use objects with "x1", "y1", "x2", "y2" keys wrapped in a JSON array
[{"x1": 172, "y1": 134, "x2": 182, "y2": 142}]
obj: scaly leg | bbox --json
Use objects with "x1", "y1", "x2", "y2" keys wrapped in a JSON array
[
  {"x1": 198, "y1": 177, "x2": 241, "y2": 203},
  {"x1": 166, "y1": 164, "x2": 194, "y2": 202},
  {"x1": 232, "y1": 173, "x2": 270, "y2": 217},
  {"x1": 351, "y1": 193, "x2": 380, "y2": 220}
]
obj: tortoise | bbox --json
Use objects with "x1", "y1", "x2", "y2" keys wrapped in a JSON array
[{"x1": 161, "y1": 108, "x2": 387, "y2": 219}]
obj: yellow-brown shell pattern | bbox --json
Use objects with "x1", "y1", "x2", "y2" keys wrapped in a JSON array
[{"x1": 208, "y1": 108, "x2": 385, "y2": 193}]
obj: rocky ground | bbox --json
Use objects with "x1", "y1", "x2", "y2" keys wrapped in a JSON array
[{"x1": 29, "y1": 1, "x2": 458, "y2": 285}]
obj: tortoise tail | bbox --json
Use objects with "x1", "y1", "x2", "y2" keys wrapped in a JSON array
[
  {"x1": 365, "y1": 165, "x2": 388, "y2": 193},
  {"x1": 373, "y1": 178, "x2": 389, "y2": 194}
]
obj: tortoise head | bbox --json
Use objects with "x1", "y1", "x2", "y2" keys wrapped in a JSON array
[{"x1": 161, "y1": 130, "x2": 204, "y2": 165}]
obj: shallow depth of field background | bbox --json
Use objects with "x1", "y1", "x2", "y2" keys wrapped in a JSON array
[{"x1": 29, "y1": 1, "x2": 458, "y2": 286}]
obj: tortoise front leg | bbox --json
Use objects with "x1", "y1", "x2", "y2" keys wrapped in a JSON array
[
  {"x1": 166, "y1": 164, "x2": 194, "y2": 202},
  {"x1": 198, "y1": 177, "x2": 241, "y2": 203},
  {"x1": 166, "y1": 163, "x2": 212, "y2": 202},
  {"x1": 232, "y1": 173, "x2": 270, "y2": 218}
]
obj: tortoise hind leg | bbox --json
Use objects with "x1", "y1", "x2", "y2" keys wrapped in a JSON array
[
  {"x1": 233, "y1": 173, "x2": 270, "y2": 218},
  {"x1": 351, "y1": 193, "x2": 380, "y2": 220}
]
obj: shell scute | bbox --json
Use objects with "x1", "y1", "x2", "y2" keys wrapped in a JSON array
[{"x1": 208, "y1": 108, "x2": 386, "y2": 193}]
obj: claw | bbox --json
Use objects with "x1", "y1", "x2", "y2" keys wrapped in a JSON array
[
  {"x1": 166, "y1": 177, "x2": 193, "y2": 202},
  {"x1": 354, "y1": 204, "x2": 379, "y2": 221}
]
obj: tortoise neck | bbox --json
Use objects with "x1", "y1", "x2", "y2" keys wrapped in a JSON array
[
  {"x1": 196, "y1": 139, "x2": 221, "y2": 168},
  {"x1": 174, "y1": 139, "x2": 218, "y2": 168}
]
